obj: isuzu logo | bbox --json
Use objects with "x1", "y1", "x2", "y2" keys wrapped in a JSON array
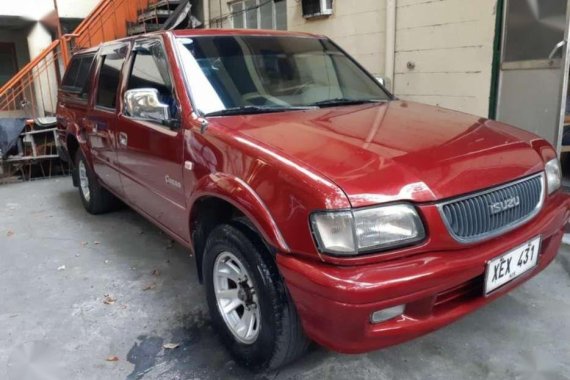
[{"x1": 489, "y1": 196, "x2": 520, "y2": 215}]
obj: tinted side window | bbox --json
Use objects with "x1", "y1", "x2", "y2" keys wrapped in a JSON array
[
  {"x1": 61, "y1": 54, "x2": 94, "y2": 97},
  {"x1": 61, "y1": 57, "x2": 81, "y2": 89},
  {"x1": 127, "y1": 42, "x2": 177, "y2": 117},
  {"x1": 77, "y1": 56, "x2": 95, "y2": 99},
  {"x1": 96, "y1": 53, "x2": 126, "y2": 109}
]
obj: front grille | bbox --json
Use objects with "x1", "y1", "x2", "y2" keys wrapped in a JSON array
[{"x1": 438, "y1": 173, "x2": 544, "y2": 243}]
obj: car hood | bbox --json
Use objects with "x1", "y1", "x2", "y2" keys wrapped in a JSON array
[{"x1": 215, "y1": 101, "x2": 546, "y2": 207}]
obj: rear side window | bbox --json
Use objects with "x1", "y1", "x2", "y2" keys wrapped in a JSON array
[
  {"x1": 61, "y1": 58, "x2": 80, "y2": 88},
  {"x1": 61, "y1": 54, "x2": 95, "y2": 98},
  {"x1": 96, "y1": 50, "x2": 127, "y2": 109}
]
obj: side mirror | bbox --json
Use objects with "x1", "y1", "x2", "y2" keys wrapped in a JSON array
[{"x1": 124, "y1": 88, "x2": 172, "y2": 124}]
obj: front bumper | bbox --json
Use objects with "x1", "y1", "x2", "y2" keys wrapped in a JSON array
[{"x1": 277, "y1": 192, "x2": 570, "y2": 354}]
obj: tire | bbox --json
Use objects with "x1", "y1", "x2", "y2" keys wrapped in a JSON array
[
  {"x1": 75, "y1": 149, "x2": 119, "y2": 214},
  {"x1": 203, "y1": 222, "x2": 309, "y2": 370}
]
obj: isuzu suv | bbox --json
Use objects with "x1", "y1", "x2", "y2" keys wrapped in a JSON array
[{"x1": 56, "y1": 29, "x2": 570, "y2": 369}]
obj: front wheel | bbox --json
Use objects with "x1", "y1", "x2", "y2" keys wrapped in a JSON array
[{"x1": 203, "y1": 223, "x2": 308, "y2": 370}]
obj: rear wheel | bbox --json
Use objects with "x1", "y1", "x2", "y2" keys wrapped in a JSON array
[
  {"x1": 203, "y1": 223, "x2": 309, "y2": 370},
  {"x1": 75, "y1": 150, "x2": 119, "y2": 214},
  {"x1": 78, "y1": 159, "x2": 91, "y2": 203}
]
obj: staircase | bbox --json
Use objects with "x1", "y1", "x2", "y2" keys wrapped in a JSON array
[
  {"x1": 128, "y1": 0, "x2": 184, "y2": 35},
  {"x1": 0, "y1": 0, "x2": 197, "y2": 120}
]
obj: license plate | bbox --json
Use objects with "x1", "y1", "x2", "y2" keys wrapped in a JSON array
[{"x1": 484, "y1": 236, "x2": 541, "y2": 295}]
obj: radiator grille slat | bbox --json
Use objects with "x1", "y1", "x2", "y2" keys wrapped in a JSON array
[{"x1": 439, "y1": 174, "x2": 544, "y2": 243}]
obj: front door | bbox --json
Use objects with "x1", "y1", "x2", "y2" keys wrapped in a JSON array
[
  {"x1": 116, "y1": 38, "x2": 187, "y2": 240},
  {"x1": 87, "y1": 43, "x2": 129, "y2": 197},
  {"x1": 496, "y1": 0, "x2": 570, "y2": 152}
]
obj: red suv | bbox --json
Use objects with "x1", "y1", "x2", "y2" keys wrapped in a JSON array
[{"x1": 57, "y1": 29, "x2": 570, "y2": 369}]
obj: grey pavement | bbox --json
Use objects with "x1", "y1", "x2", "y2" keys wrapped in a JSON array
[{"x1": 1, "y1": 178, "x2": 569, "y2": 380}]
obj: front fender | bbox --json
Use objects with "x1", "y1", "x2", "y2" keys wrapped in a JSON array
[{"x1": 188, "y1": 172, "x2": 290, "y2": 253}]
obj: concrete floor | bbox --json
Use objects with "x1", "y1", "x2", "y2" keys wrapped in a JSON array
[{"x1": 1, "y1": 178, "x2": 570, "y2": 380}]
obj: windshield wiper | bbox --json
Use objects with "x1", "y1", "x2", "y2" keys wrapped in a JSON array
[
  {"x1": 311, "y1": 98, "x2": 383, "y2": 108},
  {"x1": 204, "y1": 105, "x2": 315, "y2": 117}
]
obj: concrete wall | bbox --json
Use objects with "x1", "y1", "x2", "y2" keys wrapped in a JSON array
[
  {"x1": 28, "y1": 23, "x2": 59, "y2": 115},
  {"x1": 0, "y1": 1, "x2": 54, "y2": 21},
  {"x1": 0, "y1": 0, "x2": 97, "y2": 118},
  {"x1": 0, "y1": 0, "x2": 98, "y2": 21},
  {"x1": 56, "y1": 0, "x2": 100, "y2": 19},
  {"x1": 0, "y1": 0, "x2": 99, "y2": 63},
  {"x1": 393, "y1": 0, "x2": 497, "y2": 117},
  {"x1": 286, "y1": 0, "x2": 386, "y2": 77},
  {"x1": 287, "y1": 0, "x2": 498, "y2": 116},
  {"x1": 206, "y1": 0, "x2": 232, "y2": 28}
]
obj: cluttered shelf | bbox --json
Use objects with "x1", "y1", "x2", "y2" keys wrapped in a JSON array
[{"x1": 0, "y1": 117, "x2": 69, "y2": 182}]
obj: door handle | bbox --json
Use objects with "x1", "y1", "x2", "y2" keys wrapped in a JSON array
[
  {"x1": 81, "y1": 118, "x2": 97, "y2": 133},
  {"x1": 548, "y1": 40, "x2": 566, "y2": 60},
  {"x1": 119, "y1": 132, "x2": 128, "y2": 147}
]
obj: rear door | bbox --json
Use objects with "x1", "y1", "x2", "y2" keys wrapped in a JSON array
[
  {"x1": 86, "y1": 43, "x2": 130, "y2": 197},
  {"x1": 115, "y1": 37, "x2": 187, "y2": 239},
  {"x1": 57, "y1": 52, "x2": 96, "y2": 158}
]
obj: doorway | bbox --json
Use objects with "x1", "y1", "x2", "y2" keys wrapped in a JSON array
[
  {"x1": 0, "y1": 42, "x2": 18, "y2": 88},
  {"x1": 495, "y1": 0, "x2": 570, "y2": 187}
]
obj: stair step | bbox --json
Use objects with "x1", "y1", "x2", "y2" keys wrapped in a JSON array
[
  {"x1": 149, "y1": 0, "x2": 182, "y2": 10},
  {"x1": 138, "y1": 9, "x2": 174, "y2": 23},
  {"x1": 127, "y1": 23, "x2": 163, "y2": 36}
]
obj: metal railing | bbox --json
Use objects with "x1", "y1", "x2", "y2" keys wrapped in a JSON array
[
  {"x1": 0, "y1": 40, "x2": 63, "y2": 119},
  {"x1": 0, "y1": 0, "x2": 155, "y2": 119},
  {"x1": 72, "y1": 0, "x2": 154, "y2": 50}
]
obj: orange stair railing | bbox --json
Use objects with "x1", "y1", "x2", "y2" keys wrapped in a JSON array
[
  {"x1": 72, "y1": 0, "x2": 155, "y2": 50},
  {"x1": 0, "y1": 0, "x2": 156, "y2": 119},
  {"x1": 0, "y1": 40, "x2": 63, "y2": 119}
]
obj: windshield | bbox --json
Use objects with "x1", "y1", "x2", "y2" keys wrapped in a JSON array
[{"x1": 175, "y1": 35, "x2": 390, "y2": 116}]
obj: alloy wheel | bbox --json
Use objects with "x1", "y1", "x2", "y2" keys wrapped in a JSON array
[
  {"x1": 78, "y1": 160, "x2": 90, "y2": 202},
  {"x1": 213, "y1": 251, "x2": 261, "y2": 344}
]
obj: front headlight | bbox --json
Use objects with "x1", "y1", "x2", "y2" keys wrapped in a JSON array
[
  {"x1": 545, "y1": 158, "x2": 561, "y2": 195},
  {"x1": 310, "y1": 204, "x2": 425, "y2": 256}
]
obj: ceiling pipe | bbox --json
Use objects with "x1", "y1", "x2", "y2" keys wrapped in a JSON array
[
  {"x1": 52, "y1": 0, "x2": 63, "y2": 38},
  {"x1": 384, "y1": 0, "x2": 396, "y2": 92}
]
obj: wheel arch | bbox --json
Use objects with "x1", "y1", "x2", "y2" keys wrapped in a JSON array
[
  {"x1": 66, "y1": 134, "x2": 80, "y2": 186},
  {"x1": 189, "y1": 173, "x2": 290, "y2": 282}
]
